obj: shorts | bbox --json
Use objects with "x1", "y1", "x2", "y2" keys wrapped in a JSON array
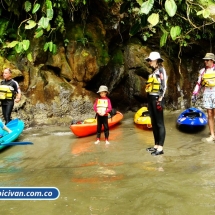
[{"x1": 203, "y1": 93, "x2": 215, "y2": 109}]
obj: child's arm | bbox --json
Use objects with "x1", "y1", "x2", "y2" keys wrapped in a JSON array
[
  {"x1": 106, "y1": 99, "x2": 112, "y2": 114},
  {"x1": 93, "y1": 99, "x2": 98, "y2": 112}
]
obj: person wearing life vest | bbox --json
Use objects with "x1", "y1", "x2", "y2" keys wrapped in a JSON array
[
  {"x1": 0, "y1": 68, "x2": 21, "y2": 124},
  {"x1": 192, "y1": 53, "x2": 215, "y2": 143},
  {"x1": 93, "y1": 85, "x2": 112, "y2": 145},
  {"x1": 145, "y1": 52, "x2": 167, "y2": 156}
]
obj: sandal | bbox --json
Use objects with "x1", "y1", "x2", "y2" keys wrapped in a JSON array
[
  {"x1": 146, "y1": 147, "x2": 157, "y2": 152},
  {"x1": 151, "y1": 150, "x2": 164, "y2": 156}
]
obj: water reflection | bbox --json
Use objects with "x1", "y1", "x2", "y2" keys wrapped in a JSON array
[
  {"x1": 0, "y1": 111, "x2": 214, "y2": 214},
  {"x1": 71, "y1": 139, "x2": 94, "y2": 155},
  {"x1": 71, "y1": 124, "x2": 123, "y2": 155}
]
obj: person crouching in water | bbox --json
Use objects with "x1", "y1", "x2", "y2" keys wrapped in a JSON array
[
  {"x1": 0, "y1": 118, "x2": 12, "y2": 137},
  {"x1": 93, "y1": 85, "x2": 112, "y2": 144},
  {"x1": 145, "y1": 52, "x2": 167, "y2": 156}
]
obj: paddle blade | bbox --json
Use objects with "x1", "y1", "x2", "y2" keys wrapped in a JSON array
[{"x1": 1, "y1": 141, "x2": 33, "y2": 145}]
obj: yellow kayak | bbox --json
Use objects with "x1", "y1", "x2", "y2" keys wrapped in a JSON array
[{"x1": 134, "y1": 107, "x2": 152, "y2": 128}]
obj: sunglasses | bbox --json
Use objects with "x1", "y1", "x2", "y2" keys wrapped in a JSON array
[{"x1": 204, "y1": 59, "x2": 210, "y2": 62}]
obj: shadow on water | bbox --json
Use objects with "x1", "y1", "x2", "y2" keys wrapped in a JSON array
[
  {"x1": 134, "y1": 123, "x2": 153, "y2": 131},
  {"x1": 176, "y1": 124, "x2": 207, "y2": 133},
  {"x1": 0, "y1": 145, "x2": 12, "y2": 153}
]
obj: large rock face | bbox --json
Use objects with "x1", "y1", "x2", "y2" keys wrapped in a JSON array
[
  {"x1": 0, "y1": 36, "x2": 208, "y2": 126},
  {"x1": 0, "y1": 2, "x2": 212, "y2": 126}
]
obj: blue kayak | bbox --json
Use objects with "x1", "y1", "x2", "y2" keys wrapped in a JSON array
[
  {"x1": 177, "y1": 107, "x2": 207, "y2": 131},
  {"x1": 0, "y1": 118, "x2": 25, "y2": 150}
]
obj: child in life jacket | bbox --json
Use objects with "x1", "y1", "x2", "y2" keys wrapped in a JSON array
[{"x1": 93, "y1": 85, "x2": 112, "y2": 144}]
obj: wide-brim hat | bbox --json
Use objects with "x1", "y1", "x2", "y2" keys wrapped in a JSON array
[
  {"x1": 203, "y1": 53, "x2": 215, "y2": 61},
  {"x1": 145, "y1": 51, "x2": 164, "y2": 62},
  {"x1": 97, "y1": 85, "x2": 109, "y2": 93}
]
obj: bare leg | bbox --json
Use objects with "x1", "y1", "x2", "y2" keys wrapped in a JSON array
[{"x1": 207, "y1": 109, "x2": 215, "y2": 137}]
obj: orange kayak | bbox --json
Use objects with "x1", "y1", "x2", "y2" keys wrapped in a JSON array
[{"x1": 70, "y1": 111, "x2": 123, "y2": 137}]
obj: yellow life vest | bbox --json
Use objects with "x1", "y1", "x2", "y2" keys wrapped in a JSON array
[
  {"x1": 201, "y1": 71, "x2": 215, "y2": 87},
  {"x1": 97, "y1": 99, "x2": 108, "y2": 115},
  {"x1": 145, "y1": 74, "x2": 161, "y2": 93},
  {"x1": 0, "y1": 85, "x2": 14, "y2": 100}
]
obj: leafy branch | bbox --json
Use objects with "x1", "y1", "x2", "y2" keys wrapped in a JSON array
[{"x1": 1, "y1": 0, "x2": 68, "y2": 61}]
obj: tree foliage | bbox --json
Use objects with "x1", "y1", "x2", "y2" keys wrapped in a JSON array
[
  {"x1": 0, "y1": 0, "x2": 69, "y2": 60},
  {"x1": 0, "y1": 0, "x2": 215, "y2": 61},
  {"x1": 120, "y1": 0, "x2": 215, "y2": 49}
]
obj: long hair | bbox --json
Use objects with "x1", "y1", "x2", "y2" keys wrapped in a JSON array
[{"x1": 157, "y1": 60, "x2": 163, "y2": 68}]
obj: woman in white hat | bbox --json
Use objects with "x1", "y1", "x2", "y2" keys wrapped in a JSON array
[
  {"x1": 145, "y1": 52, "x2": 167, "y2": 156},
  {"x1": 93, "y1": 85, "x2": 112, "y2": 144}
]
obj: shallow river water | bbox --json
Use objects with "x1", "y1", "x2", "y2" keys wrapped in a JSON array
[{"x1": 0, "y1": 111, "x2": 215, "y2": 215}]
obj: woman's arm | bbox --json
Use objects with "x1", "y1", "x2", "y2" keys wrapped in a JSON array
[
  {"x1": 159, "y1": 67, "x2": 167, "y2": 101},
  {"x1": 193, "y1": 68, "x2": 204, "y2": 95}
]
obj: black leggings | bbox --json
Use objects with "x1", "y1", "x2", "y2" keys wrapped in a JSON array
[
  {"x1": 2, "y1": 102, "x2": 14, "y2": 124},
  {"x1": 96, "y1": 115, "x2": 109, "y2": 139},
  {"x1": 147, "y1": 95, "x2": 166, "y2": 146}
]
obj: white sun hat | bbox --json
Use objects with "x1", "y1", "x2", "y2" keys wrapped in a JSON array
[
  {"x1": 202, "y1": 53, "x2": 215, "y2": 61},
  {"x1": 97, "y1": 85, "x2": 109, "y2": 93},
  {"x1": 145, "y1": 52, "x2": 164, "y2": 62}
]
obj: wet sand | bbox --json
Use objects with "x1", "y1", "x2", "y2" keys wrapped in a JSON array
[{"x1": 0, "y1": 111, "x2": 214, "y2": 215}]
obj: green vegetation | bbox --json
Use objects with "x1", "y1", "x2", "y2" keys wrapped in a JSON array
[
  {"x1": 0, "y1": 0, "x2": 214, "y2": 62},
  {"x1": 0, "y1": 0, "x2": 68, "y2": 61},
  {"x1": 125, "y1": 0, "x2": 215, "y2": 49},
  {"x1": 111, "y1": 49, "x2": 124, "y2": 65}
]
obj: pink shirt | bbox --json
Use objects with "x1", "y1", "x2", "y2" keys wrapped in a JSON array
[{"x1": 93, "y1": 97, "x2": 112, "y2": 116}]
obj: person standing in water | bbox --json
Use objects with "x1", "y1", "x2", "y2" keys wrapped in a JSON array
[
  {"x1": 192, "y1": 53, "x2": 215, "y2": 143},
  {"x1": 145, "y1": 52, "x2": 167, "y2": 156},
  {"x1": 0, "y1": 68, "x2": 21, "y2": 124},
  {"x1": 93, "y1": 85, "x2": 112, "y2": 144}
]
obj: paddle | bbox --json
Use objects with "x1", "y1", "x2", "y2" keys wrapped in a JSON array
[{"x1": 0, "y1": 141, "x2": 33, "y2": 146}]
